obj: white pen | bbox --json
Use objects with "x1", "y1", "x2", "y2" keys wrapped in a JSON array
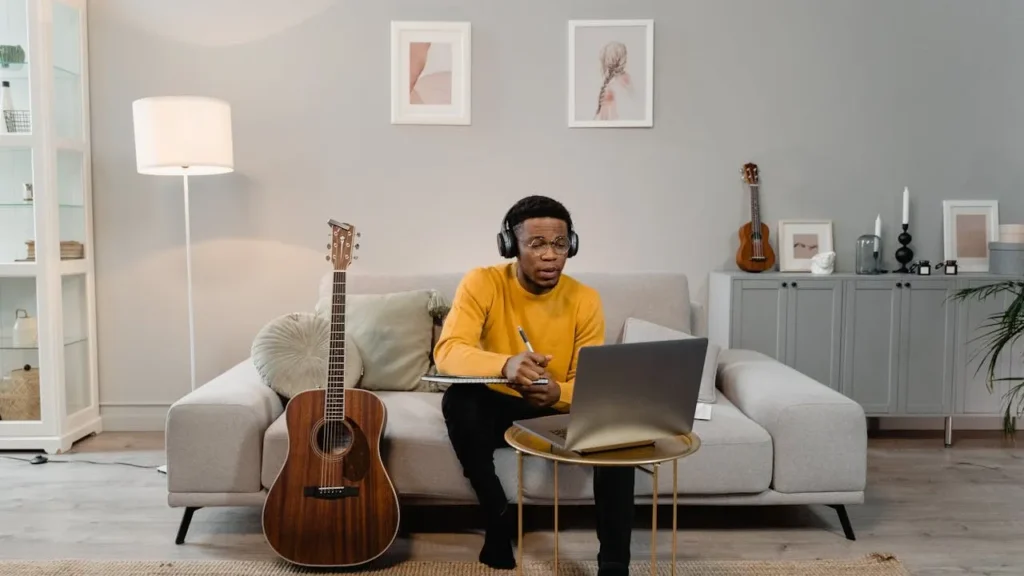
[{"x1": 517, "y1": 326, "x2": 534, "y2": 353}]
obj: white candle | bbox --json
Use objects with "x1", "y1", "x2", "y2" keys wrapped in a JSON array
[
  {"x1": 902, "y1": 186, "x2": 909, "y2": 225},
  {"x1": 874, "y1": 214, "x2": 881, "y2": 252}
]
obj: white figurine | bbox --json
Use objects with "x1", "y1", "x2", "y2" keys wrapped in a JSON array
[{"x1": 810, "y1": 251, "x2": 836, "y2": 275}]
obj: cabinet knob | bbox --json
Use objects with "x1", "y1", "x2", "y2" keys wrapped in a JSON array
[
  {"x1": 782, "y1": 282, "x2": 788, "y2": 288},
  {"x1": 791, "y1": 282, "x2": 798, "y2": 288},
  {"x1": 905, "y1": 282, "x2": 911, "y2": 288},
  {"x1": 896, "y1": 282, "x2": 903, "y2": 288}
]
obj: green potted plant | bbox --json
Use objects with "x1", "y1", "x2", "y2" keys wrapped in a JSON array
[{"x1": 953, "y1": 281, "x2": 1024, "y2": 435}]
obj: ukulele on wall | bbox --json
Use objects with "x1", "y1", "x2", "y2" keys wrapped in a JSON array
[
  {"x1": 261, "y1": 220, "x2": 400, "y2": 568},
  {"x1": 735, "y1": 162, "x2": 777, "y2": 272}
]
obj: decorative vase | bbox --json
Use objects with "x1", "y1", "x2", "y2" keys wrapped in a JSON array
[
  {"x1": 12, "y1": 309, "x2": 37, "y2": 348},
  {"x1": 856, "y1": 234, "x2": 882, "y2": 274}
]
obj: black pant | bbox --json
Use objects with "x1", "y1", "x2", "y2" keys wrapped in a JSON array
[{"x1": 442, "y1": 383, "x2": 635, "y2": 564}]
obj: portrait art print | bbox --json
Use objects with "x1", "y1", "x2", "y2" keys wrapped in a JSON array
[
  {"x1": 568, "y1": 19, "x2": 654, "y2": 128},
  {"x1": 391, "y1": 21, "x2": 471, "y2": 125},
  {"x1": 943, "y1": 200, "x2": 999, "y2": 272},
  {"x1": 778, "y1": 220, "x2": 834, "y2": 272}
]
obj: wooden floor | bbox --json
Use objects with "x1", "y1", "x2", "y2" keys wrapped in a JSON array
[{"x1": 1, "y1": 431, "x2": 1022, "y2": 575}]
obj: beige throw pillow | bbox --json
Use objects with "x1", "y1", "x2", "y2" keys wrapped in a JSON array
[
  {"x1": 332, "y1": 290, "x2": 437, "y2": 392},
  {"x1": 251, "y1": 312, "x2": 363, "y2": 399},
  {"x1": 621, "y1": 317, "x2": 720, "y2": 404}
]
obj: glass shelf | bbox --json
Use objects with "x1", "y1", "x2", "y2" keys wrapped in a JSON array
[
  {"x1": 0, "y1": 203, "x2": 84, "y2": 208},
  {"x1": 0, "y1": 336, "x2": 86, "y2": 350}
]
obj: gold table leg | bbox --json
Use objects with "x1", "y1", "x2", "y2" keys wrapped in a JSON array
[
  {"x1": 672, "y1": 458, "x2": 678, "y2": 576},
  {"x1": 651, "y1": 463, "x2": 659, "y2": 576},
  {"x1": 517, "y1": 449, "x2": 523, "y2": 576},
  {"x1": 553, "y1": 461, "x2": 558, "y2": 575}
]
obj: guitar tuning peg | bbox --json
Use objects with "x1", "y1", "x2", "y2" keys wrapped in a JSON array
[
  {"x1": 356, "y1": 232, "x2": 361, "y2": 238},
  {"x1": 325, "y1": 255, "x2": 331, "y2": 261},
  {"x1": 355, "y1": 244, "x2": 360, "y2": 249}
]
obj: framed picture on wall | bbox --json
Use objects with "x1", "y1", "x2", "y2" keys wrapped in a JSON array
[
  {"x1": 943, "y1": 200, "x2": 999, "y2": 272},
  {"x1": 568, "y1": 19, "x2": 654, "y2": 128},
  {"x1": 391, "y1": 21, "x2": 471, "y2": 125},
  {"x1": 778, "y1": 220, "x2": 834, "y2": 272}
]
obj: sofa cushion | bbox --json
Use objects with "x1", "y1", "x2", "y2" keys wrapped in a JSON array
[
  {"x1": 262, "y1": 391, "x2": 773, "y2": 500},
  {"x1": 316, "y1": 290, "x2": 438, "y2": 392},
  {"x1": 620, "y1": 317, "x2": 720, "y2": 404},
  {"x1": 261, "y1": 391, "x2": 486, "y2": 499},
  {"x1": 517, "y1": 393, "x2": 773, "y2": 500},
  {"x1": 251, "y1": 311, "x2": 363, "y2": 398},
  {"x1": 340, "y1": 271, "x2": 693, "y2": 348}
]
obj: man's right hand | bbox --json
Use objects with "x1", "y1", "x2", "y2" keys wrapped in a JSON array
[{"x1": 503, "y1": 352, "x2": 552, "y2": 388}]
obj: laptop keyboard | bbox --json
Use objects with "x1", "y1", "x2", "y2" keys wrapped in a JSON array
[{"x1": 551, "y1": 427, "x2": 568, "y2": 439}]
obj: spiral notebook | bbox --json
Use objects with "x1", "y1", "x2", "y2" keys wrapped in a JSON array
[{"x1": 420, "y1": 375, "x2": 550, "y2": 385}]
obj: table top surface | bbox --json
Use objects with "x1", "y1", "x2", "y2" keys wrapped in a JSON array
[{"x1": 504, "y1": 426, "x2": 700, "y2": 466}]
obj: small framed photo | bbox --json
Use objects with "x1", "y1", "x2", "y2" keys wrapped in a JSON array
[
  {"x1": 778, "y1": 220, "x2": 834, "y2": 272},
  {"x1": 568, "y1": 19, "x2": 654, "y2": 128},
  {"x1": 391, "y1": 21, "x2": 471, "y2": 125},
  {"x1": 943, "y1": 200, "x2": 999, "y2": 272}
]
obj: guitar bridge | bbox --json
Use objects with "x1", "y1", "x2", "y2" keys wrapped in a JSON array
[{"x1": 304, "y1": 486, "x2": 359, "y2": 500}]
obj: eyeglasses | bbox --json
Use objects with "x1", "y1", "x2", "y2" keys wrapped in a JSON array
[{"x1": 523, "y1": 237, "x2": 571, "y2": 256}]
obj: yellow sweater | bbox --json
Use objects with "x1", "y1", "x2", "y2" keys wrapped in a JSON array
[{"x1": 433, "y1": 263, "x2": 605, "y2": 412}]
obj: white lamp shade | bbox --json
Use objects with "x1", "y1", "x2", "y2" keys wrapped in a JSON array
[{"x1": 132, "y1": 96, "x2": 234, "y2": 176}]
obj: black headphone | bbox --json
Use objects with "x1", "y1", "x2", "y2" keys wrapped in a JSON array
[{"x1": 497, "y1": 209, "x2": 579, "y2": 259}]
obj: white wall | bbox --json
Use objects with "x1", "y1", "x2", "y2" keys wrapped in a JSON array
[{"x1": 86, "y1": 0, "x2": 1024, "y2": 430}]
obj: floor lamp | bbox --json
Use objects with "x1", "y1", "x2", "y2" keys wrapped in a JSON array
[{"x1": 132, "y1": 96, "x2": 234, "y2": 474}]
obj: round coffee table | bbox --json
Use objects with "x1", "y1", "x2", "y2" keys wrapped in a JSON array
[{"x1": 504, "y1": 427, "x2": 700, "y2": 576}]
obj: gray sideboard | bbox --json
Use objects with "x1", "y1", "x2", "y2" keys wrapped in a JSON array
[{"x1": 708, "y1": 270, "x2": 1022, "y2": 445}]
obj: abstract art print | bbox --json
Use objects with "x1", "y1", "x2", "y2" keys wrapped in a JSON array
[
  {"x1": 943, "y1": 200, "x2": 999, "y2": 272},
  {"x1": 778, "y1": 220, "x2": 834, "y2": 272},
  {"x1": 568, "y1": 19, "x2": 654, "y2": 128},
  {"x1": 391, "y1": 21, "x2": 471, "y2": 125}
]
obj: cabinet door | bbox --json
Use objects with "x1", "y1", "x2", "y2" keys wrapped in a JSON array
[
  {"x1": 731, "y1": 280, "x2": 787, "y2": 361},
  {"x1": 955, "y1": 280, "x2": 1013, "y2": 415},
  {"x1": 841, "y1": 280, "x2": 901, "y2": 414},
  {"x1": 785, "y1": 279, "x2": 843, "y2": 390},
  {"x1": 898, "y1": 280, "x2": 955, "y2": 414}
]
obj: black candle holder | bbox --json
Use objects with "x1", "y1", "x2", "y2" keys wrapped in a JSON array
[{"x1": 895, "y1": 223, "x2": 914, "y2": 273}]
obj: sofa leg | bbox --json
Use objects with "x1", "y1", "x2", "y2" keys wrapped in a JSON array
[
  {"x1": 828, "y1": 505, "x2": 855, "y2": 541},
  {"x1": 175, "y1": 507, "x2": 201, "y2": 545}
]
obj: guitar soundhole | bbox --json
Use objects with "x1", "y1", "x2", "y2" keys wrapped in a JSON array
[{"x1": 313, "y1": 419, "x2": 354, "y2": 461}]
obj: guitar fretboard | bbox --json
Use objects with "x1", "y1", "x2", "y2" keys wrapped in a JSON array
[
  {"x1": 326, "y1": 269, "x2": 346, "y2": 421},
  {"x1": 749, "y1": 183, "x2": 764, "y2": 260}
]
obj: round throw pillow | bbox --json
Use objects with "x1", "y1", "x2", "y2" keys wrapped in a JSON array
[{"x1": 251, "y1": 312, "x2": 363, "y2": 399}]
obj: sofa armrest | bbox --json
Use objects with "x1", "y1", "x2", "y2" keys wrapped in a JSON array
[
  {"x1": 165, "y1": 359, "x2": 284, "y2": 496},
  {"x1": 717, "y1": 349, "x2": 866, "y2": 495}
]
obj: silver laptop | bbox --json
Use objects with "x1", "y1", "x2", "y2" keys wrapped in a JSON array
[{"x1": 513, "y1": 338, "x2": 707, "y2": 454}]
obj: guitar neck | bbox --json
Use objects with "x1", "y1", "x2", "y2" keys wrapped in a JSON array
[
  {"x1": 327, "y1": 269, "x2": 347, "y2": 421},
  {"x1": 749, "y1": 184, "x2": 762, "y2": 232}
]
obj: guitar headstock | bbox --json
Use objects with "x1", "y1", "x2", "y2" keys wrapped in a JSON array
[
  {"x1": 327, "y1": 219, "x2": 360, "y2": 270},
  {"x1": 741, "y1": 163, "x2": 760, "y2": 186}
]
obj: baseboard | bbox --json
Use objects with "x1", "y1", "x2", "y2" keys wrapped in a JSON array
[
  {"x1": 876, "y1": 416, "x2": 1006, "y2": 430},
  {"x1": 99, "y1": 403, "x2": 170, "y2": 432}
]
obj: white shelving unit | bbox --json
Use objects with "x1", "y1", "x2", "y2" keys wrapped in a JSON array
[{"x1": 0, "y1": 0, "x2": 99, "y2": 453}]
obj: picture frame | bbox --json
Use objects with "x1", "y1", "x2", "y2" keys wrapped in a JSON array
[
  {"x1": 390, "y1": 21, "x2": 471, "y2": 125},
  {"x1": 778, "y1": 219, "x2": 834, "y2": 272},
  {"x1": 568, "y1": 19, "x2": 654, "y2": 128},
  {"x1": 942, "y1": 200, "x2": 999, "y2": 272}
]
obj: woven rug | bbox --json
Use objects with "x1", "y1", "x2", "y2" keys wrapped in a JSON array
[{"x1": 0, "y1": 554, "x2": 909, "y2": 575}]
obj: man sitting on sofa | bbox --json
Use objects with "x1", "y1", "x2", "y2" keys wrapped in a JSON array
[{"x1": 433, "y1": 195, "x2": 635, "y2": 575}]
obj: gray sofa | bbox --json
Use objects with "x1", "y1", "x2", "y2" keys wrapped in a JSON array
[{"x1": 165, "y1": 271, "x2": 867, "y2": 544}]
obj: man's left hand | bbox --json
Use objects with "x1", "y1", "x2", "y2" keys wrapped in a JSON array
[{"x1": 520, "y1": 379, "x2": 561, "y2": 408}]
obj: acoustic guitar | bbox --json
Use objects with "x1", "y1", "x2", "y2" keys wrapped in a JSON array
[
  {"x1": 735, "y1": 163, "x2": 776, "y2": 272},
  {"x1": 262, "y1": 220, "x2": 400, "y2": 568}
]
